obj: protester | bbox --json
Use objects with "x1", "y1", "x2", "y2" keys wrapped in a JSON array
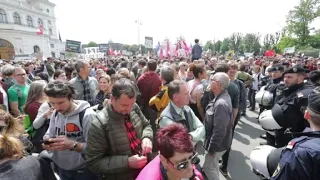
[
  {"x1": 136, "y1": 123, "x2": 203, "y2": 180},
  {"x1": 42, "y1": 80, "x2": 97, "y2": 180},
  {"x1": 70, "y1": 60, "x2": 98, "y2": 106},
  {"x1": 86, "y1": 78, "x2": 153, "y2": 180},
  {"x1": 8, "y1": 67, "x2": 30, "y2": 116},
  {"x1": 203, "y1": 72, "x2": 233, "y2": 180},
  {"x1": 0, "y1": 134, "x2": 57, "y2": 180}
]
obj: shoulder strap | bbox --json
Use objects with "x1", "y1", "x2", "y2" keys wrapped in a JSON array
[{"x1": 78, "y1": 108, "x2": 88, "y2": 128}]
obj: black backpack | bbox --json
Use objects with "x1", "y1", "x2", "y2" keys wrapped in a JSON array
[{"x1": 54, "y1": 108, "x2": 88, "y2": 128}]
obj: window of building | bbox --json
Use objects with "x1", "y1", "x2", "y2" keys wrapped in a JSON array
[
  {"x1": 13, "y1": 12, "x2": 21, "y2": 25},
  {"x1": 51, "y1": 52, "x2": 55, "y2": 58},
  {"x1": 38, "y1": 18, "x2": 43, "y2": 26},
  {"x1": 49, "y1": 28, "x2": 53, "y2": 35},
  {"x1": 0, "y1": 9, "x2": 7, "y2": 23},
  {"x1": 50, "y1": 44, "x2": 54, "y2": 48},
  {"x1": 26, "y1": 15, "x2": 33, "y2": 27},
  {"x1": 48, "y1": 20, "x2": 51, "y2": 25}
]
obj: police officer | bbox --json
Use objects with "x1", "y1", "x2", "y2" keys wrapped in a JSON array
[
  {"x1": 258, "y1": 64, "x2": 285, "y2": 146},
  {"x1": 272, "y1": 65, "x2": 315, "y2": 147},
  {"x1": 271, "y1": 90, "x2": 320, "y2": 180}
]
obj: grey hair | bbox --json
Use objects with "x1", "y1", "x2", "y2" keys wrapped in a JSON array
[
  {"x1": 23, "y1": 80, "x2": 47, "y2": 113},
  {"x1": 14, "y1": 67, "x2": 26, "y2": 75},
  {"x1": 160, "y1": 66, "x2": 175, "y2": 83},
  {"x1": 213, "y1": 72, "x2": 230, "y2": 89},
  {"x1": 1, "y1": 65, "x2": 15, "y2": 76},
  {"x1": 74, "y1": 60, "x2": 89, "y2": 73}
]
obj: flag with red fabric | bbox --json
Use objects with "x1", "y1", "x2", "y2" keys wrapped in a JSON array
[{"x1": 37, "y1": 25, "x2": 43, "y2": 35}]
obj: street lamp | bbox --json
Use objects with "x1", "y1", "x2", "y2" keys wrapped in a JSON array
[{"x1": 135, "y1": 19, "x2": 142, "y2": 45}]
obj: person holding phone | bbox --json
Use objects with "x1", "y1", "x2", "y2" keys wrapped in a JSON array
[{"x1": 42, "y1": 81, "x2": 98, "y2": 180}]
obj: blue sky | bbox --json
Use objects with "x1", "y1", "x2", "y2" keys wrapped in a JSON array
[{"x1": 51, "y1": 0, "x2": 319, "y2": 46}]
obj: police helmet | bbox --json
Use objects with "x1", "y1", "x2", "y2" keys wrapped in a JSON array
[
  {"x1": 250, "y1": 145, "x2": 284, "y2": 179},
  {"x1": 271, "y1": 103, "x2": 302, "y2": 129},
  {"x1": 255, "y1": 88, "x2": 274, "y2": 107},
  {"x1": 259, "y1": 110, "x2": 282, "y2": 132}
]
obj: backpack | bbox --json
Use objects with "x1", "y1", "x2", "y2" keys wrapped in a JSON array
[{"x1": 54, "y1": 107, "x2": 88, "y2": 128}]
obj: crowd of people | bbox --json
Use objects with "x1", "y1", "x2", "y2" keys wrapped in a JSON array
[{"x1": 0, "y1": 39, "x2": 320, "y2": 180}]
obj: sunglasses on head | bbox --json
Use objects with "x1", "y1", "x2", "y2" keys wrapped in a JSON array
[
  {"x1": 168, "y1": 152, "x2": 198, "y2": 171},
  {"x1": 47, "y1": 83, "x2": 68, "y2": 90}
]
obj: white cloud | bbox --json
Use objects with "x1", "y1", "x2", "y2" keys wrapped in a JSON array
[{"x1": 51, "y1": 0, "x2": 313, "y2": 46}]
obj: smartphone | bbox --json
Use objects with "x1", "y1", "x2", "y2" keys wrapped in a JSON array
[
  {"x1": 40, "y1": 136, "x2": 56, "y2": 145},
  {"x1": 40, "y1": 140, "x2": 54, "y2": 145}
]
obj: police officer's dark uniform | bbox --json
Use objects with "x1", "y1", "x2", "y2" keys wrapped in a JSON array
[
  {"x1": 271, "y1": 91, "x2": 320, "y2": 180},
  {"x1": 272, "y1": 65, "x2": 315, "y2": 147},
  {"x1": 259, "y1": 65, "x2": 284, "y2": 146}
]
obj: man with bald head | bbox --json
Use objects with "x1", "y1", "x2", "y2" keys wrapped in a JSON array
[{"x1": 203, "y1": 72, "x2": 233, "y2": 180}]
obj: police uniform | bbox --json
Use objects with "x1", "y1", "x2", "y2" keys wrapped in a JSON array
[
  {"x1": 258, "y1": 65, "x2": 284, "y2": 146},
  {"x1": 271, "y1": 92, "x2": 320, "y2": 180},
  {"x1": 272, "y1": 65, "x2": 315, "y2": 147}
]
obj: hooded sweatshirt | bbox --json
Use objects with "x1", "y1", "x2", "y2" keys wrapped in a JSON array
[
  {"x1": 45, "y1": 100, "x2": 94, "y2": 170},
  {"x1": 137, "y1": 71, "x2": 162, "y2": 106}
]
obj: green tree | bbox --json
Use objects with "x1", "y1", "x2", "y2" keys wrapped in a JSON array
[
  {"x1": 87, "y1": 41, "x2": 98, "y2": 47},
  {"x1": 242, "y1": 33, "x2": 261, "y2": 55},
  {"x1": 204, "y1": 41, "x2": 214, "y2": 52},
  {"x1": 229, "y1": 32, "x2": 243, "y2": 54},
  {"x1": 286, "y1": 0, "x2": 320, "y2": 45},
  {"x1": 214, "y1": 40, "x2": 222, "y2": 54},
  {"x1": 220, "y1": 38, "x2": 230, "y2": 54},
  {"x1": 276, "y1": 36, "x2": 297, "y2": 53},
  {"x1": 264, "y1": 33, "x2": 281, "y2": 53}
]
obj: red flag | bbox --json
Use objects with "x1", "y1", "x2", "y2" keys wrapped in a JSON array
[
  {"x1": 37, "y1": 25, "x2": 43, "y2": 35},
  {"x1": 183, "y1": 40, "x2": 189, "y2": 54},
  {"x1": 109, "y1": 47, "x2": 114, "y2": 55},
  {"x1": 160, "y1": 47, "x2": 164, "y2": 60}
]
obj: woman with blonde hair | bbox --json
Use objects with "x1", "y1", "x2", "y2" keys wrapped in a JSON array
[
  {"x1": 0, "y1": 133, "x2": 57, "y2": 180},
  {"x1": 0, "y1": 109, "x2": 33, "y2": 155}
]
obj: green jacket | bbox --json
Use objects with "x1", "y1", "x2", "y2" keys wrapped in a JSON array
[{"x1": 85, "y1": 103, "x2": 153, "y2": 180}]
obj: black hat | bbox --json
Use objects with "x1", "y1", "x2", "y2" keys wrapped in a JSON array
[
  {"x1": 269, "y1": 64, "x2": 284, "y2": 72},
  {"x1": 308, "y1": 90, "x2": 320, "y2": 114},
  {"x1": 283, "y1": 65, "x2": 305, "y2": 75}
]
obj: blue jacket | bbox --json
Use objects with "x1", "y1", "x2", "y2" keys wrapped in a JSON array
[
  {"x1": 191, "y1": 44, "x2": 202, "y2": 60},
  {"x1": 271, "y1": 131, "x2": 320, "y2": 180}
]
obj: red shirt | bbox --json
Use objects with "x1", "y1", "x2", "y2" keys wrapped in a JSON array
[{"x1": 26, "y1": 102, "x2": 42, "y2": 122}]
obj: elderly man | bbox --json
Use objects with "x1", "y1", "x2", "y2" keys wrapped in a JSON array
[
  {"x1": 86, "y1": 78, "x2": 153, "y2": 180},
  {"x1": 203, "y1": 72, "x2": 233, "y2": 180},
  {"x1": 158, "y1": 79, "x2": 205, "y2": 144},
  {"x1": 70, "y1": 60, "x2": 98, "y2": 106}
]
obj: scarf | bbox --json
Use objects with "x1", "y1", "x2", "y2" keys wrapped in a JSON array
[
  {"x1": 79, "y1": 77, "x2": 94, "y2": 106},
  {"x1": 124, "y1": 114, "x2": 141, "y2": 155}
]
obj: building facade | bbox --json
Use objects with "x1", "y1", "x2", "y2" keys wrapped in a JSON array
[{"x1": 0, "y1": 0, "x2": 64, "y2": 60}]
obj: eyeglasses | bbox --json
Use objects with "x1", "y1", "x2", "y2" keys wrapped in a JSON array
[
  {"x1": 47, "y1": 83, "x2": 67, "y2": 90},
  {"x1": 15, "y1": 73, "x2": 26, "y2": 77},
  {"x1": 167, "y1": 152, "x2": 198, "y2": 171}
]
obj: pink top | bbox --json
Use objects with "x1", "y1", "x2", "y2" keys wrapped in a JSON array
[{"x1": 136, "y1": 155, "x2": 203, "y2": 180}]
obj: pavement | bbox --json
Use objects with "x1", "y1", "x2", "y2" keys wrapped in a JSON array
[{"x1": 197, "y1": 109, "x2": 263, "y2": 180}]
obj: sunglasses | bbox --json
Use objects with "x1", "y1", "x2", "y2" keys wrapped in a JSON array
[
  {"x1": 167, "y1": 152, "x2": 198, "y2": 171},
  {"x1": 47, "y1": 83, "x2": 67, "y2": 90}
]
